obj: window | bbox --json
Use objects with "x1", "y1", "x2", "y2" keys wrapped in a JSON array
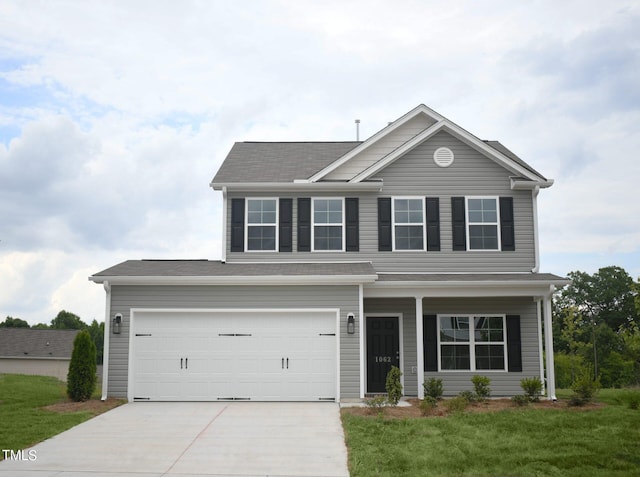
[
  {"x1": 312, "y1": 198, "x2": 344, "y2": 251},
  {"x1": 246, "y1": 198, "x2": 278, "y2": 251},
  {"x1": 466, "y1": 197, "x2": 500, "y2": 250},
  {"x1": 438, "y1": 315, "x2": 506, "y2": 371},
  {"x1": 393, "y1": 198, "x2": 425, "y2": 250}
]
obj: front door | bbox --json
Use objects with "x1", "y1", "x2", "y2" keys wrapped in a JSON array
[{"x1": 366, "y1": 316, "x2": 400, "y2": 393}]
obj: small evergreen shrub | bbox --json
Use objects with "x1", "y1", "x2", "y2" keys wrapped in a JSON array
[
  {"x1": 445, "y1": 395, "x2": 469, "y2": 413},
  {"x1": 364, "y1": 395, "x2": 387, "y2": 415},
  {"x1": 458, "y1": 390, "x2": 476, "y2": 403},
  {"x1": 569, "y1": 368, "x2": 600, "y2": 406},
  {"x1": 423, "y1": 378, "x2": 444, "y2": 400},
  {"x1": 471, "y1": 375, "x2": 491, "y2": 401},
  {"x1": 385, "y1": 366, "x2": 403, "y2": 406},
  {"x1": 419, "y1": 396, "x2": 438, "y2": 416},
  {"x1": 520, "y1": 377, "x2": 543, "y2": 402},
  {"x1": 511, "y1": 394, "x2": 530, "y2": 407},
  {"x1": 67, "y1": 330, "x2": 97, "y2": 402}
]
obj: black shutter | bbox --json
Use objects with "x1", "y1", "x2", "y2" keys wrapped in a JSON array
[
  {"x1": 378, "y1": 198, "x2": 392, "y2": 251},
  {"x1": 500, "y1": 197, "x2": 515, "y2": 251},
  {"x1": 345, "y1": 198, "x2": 359, "y2": 252},
  {"x1": 297, "y1": 198, "x2": 311, "y2": 252},
  {"x1": 279, "y1": 199, "x2": 292, "y2": 252},
  {"x1": 506, "y1": 315, "x2": 522, "y2": 372},
  {"x1": 451, "y1": 197, "x2": 466, "y2": 251},
  {"x1": 423, "y1": 314, "x2": 438, "y2": 372},
  {"x1": 426, "y1": 197, "x2": 440, "y2": 252},
  {"x1": 230, "y1": 198, "x2": 245, "y2": 252}
]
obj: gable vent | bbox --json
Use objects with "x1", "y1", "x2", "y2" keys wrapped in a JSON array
[{"x1": 434, "y1": 147, "x2": 454, "y2": 167}]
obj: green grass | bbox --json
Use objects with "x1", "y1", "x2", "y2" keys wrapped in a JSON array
[
  {"x1": 342, "y1": 390, "x2": 640, "y2": 477},
  {"x1": 0, "y1": 374, "x2": 99, "y2": 455}
]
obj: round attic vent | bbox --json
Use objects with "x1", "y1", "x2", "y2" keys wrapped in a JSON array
[{"x1": 433, "y1": 147, "x2": 454, "y2": 167}]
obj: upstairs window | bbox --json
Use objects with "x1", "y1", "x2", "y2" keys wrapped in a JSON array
[
  {"x1": 246, "y1": 198, "x2": 278, "y2": 251},
  {"x1": 393, "y1": 198, "x2": 425, "y2": 250},
  {"x1": 312, "y1": 198, "x2": 344, "y2": 251},
  {"x1": 466, "y1": 197, "x2": 500, "y2": 250}
]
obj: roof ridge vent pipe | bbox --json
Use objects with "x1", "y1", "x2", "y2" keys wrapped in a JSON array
[{"x1": 355, "y1": 119, "x2": 360, "y2": 141}]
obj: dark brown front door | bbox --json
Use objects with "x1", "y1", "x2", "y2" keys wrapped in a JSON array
[{"x1": 366, "y1": 317, "x2": 400, "y2": 393}]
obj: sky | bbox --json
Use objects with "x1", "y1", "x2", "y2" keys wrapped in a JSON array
[{"x1": 1, "y1": 0, "x2": 639, "y2": 325}]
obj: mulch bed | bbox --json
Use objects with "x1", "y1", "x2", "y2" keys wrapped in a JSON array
[{"x1": 342, "y1": 398, "x2": 603, "y2": 419}]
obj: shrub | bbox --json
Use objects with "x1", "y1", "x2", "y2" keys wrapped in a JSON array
[
  {"x1": 520, "y1": 376, "x2": 543, "y2": 402},
  {"x1": 511, "y1": 394, "x2": 529, "y2": 407},
  {"x1": 424, "y1": 378, "x2": 444, "y2": 400},
  {"x1": 364, "y1": 395, "x2": 387, "y2": 415},
  {"x1": 445, "y1": 396, "x2": 469, "y2": 413},
  {"x1": 458, "y1": 390, "x2": 476, "y2": 403},
  {"x1": 621, "y1": 390, "x2": 640, "y2": 410},
  {"x1": 67, "y1": 330, "x2": 97, "y2": 402},
  {"x1": 471, "y1": 375, "x2": 491, "y2": 401},
  {"x1": 385, "y1": 366, "x2": 403, "y2": 406},
  {"x1": 420, "y1": 396, "x2": 438, "y2": 416},
  {"x1": 569, "y1": 368, "x2": 600, "y2": 406}
]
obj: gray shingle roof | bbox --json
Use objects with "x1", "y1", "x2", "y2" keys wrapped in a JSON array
[
  {"x1": 211, "y1": 142, "x2": 361, "y2": 184},
  {"x1": 92, "y1": 260, "x2": 376, "y2": 278},
  {"x1": 483, "y1": 141, "x2": 546, "y2": 180},
  {"x1": 0, "y1": 328, "x2": 80, "y2": 359},
  {"x1": 376, "y1": 273, "x2": 568, "y2": 283}
]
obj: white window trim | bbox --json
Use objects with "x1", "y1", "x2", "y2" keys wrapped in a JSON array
[
  {"x1": 245, "y1": 197, "x2": 279, "y2": 252},
  {"x1": 391, "y1": 196, "x2": 426, "y2": 252},
  {"x1": 465, "y1": 196, "x2": 501, "y2": 251},
  {"x1": 311, "y1": 197, "x2": 345, "y2": 252},
  {"x1": 436, "y1": 314, "x2": 508, "y2": 372}
]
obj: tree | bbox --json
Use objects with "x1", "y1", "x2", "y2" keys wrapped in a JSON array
[
  {"x1": 51, "y1": 310, "x2": 87, "y2": 330},
  {"x1": 555, "y1": 266, "x2": 640, "y2": 384},
  {"x1": 0, "y1": 316, "x2": 30, "y2": 328},
  {"x1": 67, "y1": 330, "x2": 97, "y2": 402},
  {"x1": 87, "y1": 319, "x2": 105, "y2": 365}
]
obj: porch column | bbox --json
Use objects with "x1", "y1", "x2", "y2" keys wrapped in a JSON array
[
  {"x1": 543, "y1": 288, "x2": 557, "y2": 400},
  {"x1": 415, "y1": 296, "x2": 424, "y2": 399}
]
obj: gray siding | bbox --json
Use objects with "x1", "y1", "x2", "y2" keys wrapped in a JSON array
[
  {"x1": 364, "y1": 298, "x2": 418, "y2": 396},
  {"x1": 226, "y1": 131, "x2": 535, "y2": 272},
  {"x1": 423, "y1": 297, "x2": 541, "y2": 397},
  {"x1": 108, "y1": 285, "x2": 360, "y2": 400}
]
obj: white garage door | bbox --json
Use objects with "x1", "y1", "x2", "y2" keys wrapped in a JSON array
[{"x1": 130, "y1": 310, "x2": 337, "y2": 402}]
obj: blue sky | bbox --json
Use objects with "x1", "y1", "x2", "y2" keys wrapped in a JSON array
[{"x1": 1, "y1": 0, "x2": 639, "y2": 324}]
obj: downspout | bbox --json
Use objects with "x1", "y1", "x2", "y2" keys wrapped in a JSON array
[
  {"x1": 101, "y1": 281, "x2": 111, "y2": 401},
  {"x1": 359, "y1": 284, "x2": 365, "y2": 399},
  {"x1": 221, "y1": 186, "x2": 227, "y2": 263},
  {"x1": 531, "y1": 185, "x2": 540, "y2": 273}
]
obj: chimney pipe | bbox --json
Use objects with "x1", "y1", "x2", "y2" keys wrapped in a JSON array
[{"x1": 355, "y1": 119, "x2": 360, "y2": 141}]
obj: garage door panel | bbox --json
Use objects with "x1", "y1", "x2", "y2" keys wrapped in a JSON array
[{"x1": 132, "y1": 310, "x2": 337, "y2": 402}]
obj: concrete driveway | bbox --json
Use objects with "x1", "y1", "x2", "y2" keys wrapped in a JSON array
[{"x1": 0, "y1": 402, "x2": 349, "y2": 477}]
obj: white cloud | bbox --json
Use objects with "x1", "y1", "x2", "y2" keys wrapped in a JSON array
[{"x1": 0, "y1": 0, "x2": 639, "y2": 324}]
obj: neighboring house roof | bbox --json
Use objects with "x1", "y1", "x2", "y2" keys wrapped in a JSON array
[
  {"x1": 90, "y1": 260, "x2": 378, "y2": 285},
  {"x1": 212, "y1": 141, "x2": 361, "y2": 184},
  {"x1": 0, "y1": 328, "x2": 80, "y2": 359}
]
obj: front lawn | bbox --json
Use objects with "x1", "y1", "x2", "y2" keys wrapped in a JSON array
[
  {"x1": 0, "y1": 374, "x2": 123, "y2": 457},
  {"x1": 342, "y1": 391, "x2": 640, "y2": 476}
]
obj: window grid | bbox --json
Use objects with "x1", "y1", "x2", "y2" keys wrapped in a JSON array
[
  {"x1": 392, "y1": 197, "x2": 426, "y2": 251},
  {"x1": 466, "y1": 197, "x2": 501, "y2": 251},
  {"x1": 245, "y1": 198, "x2": 278, "y2": 252},
  {"x1": 437, "y1": 315, "x2": 507, "y2": 371},
  {"x1": 312, "y1": 198, "x2": 344, "y2": 251}
]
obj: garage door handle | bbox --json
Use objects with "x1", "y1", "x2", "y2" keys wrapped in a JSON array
[
  {"x1": 180, "y1": 358, "x2": 183, "y2": 369},
  {"x1": 286, "y1": 358, "x2": 289, "y2": 369},
  {"x1": 185, "y1": 358, "x2": 188, "y2": 369},
  {"x1": 282, "y1": 358, "x2": 284, "y2": 369}
]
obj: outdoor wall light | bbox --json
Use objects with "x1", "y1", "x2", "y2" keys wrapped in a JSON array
[
  {"x1": 347, "y1": 313, "x2": 355, "y2": 335},
  {"x1": 113, "y1": 313, "x2": 122, "y2": 334}
]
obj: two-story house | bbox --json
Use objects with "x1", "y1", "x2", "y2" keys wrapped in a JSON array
[{"x1": 91, "y1": 104, "x2": 568, "y2": 403}]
